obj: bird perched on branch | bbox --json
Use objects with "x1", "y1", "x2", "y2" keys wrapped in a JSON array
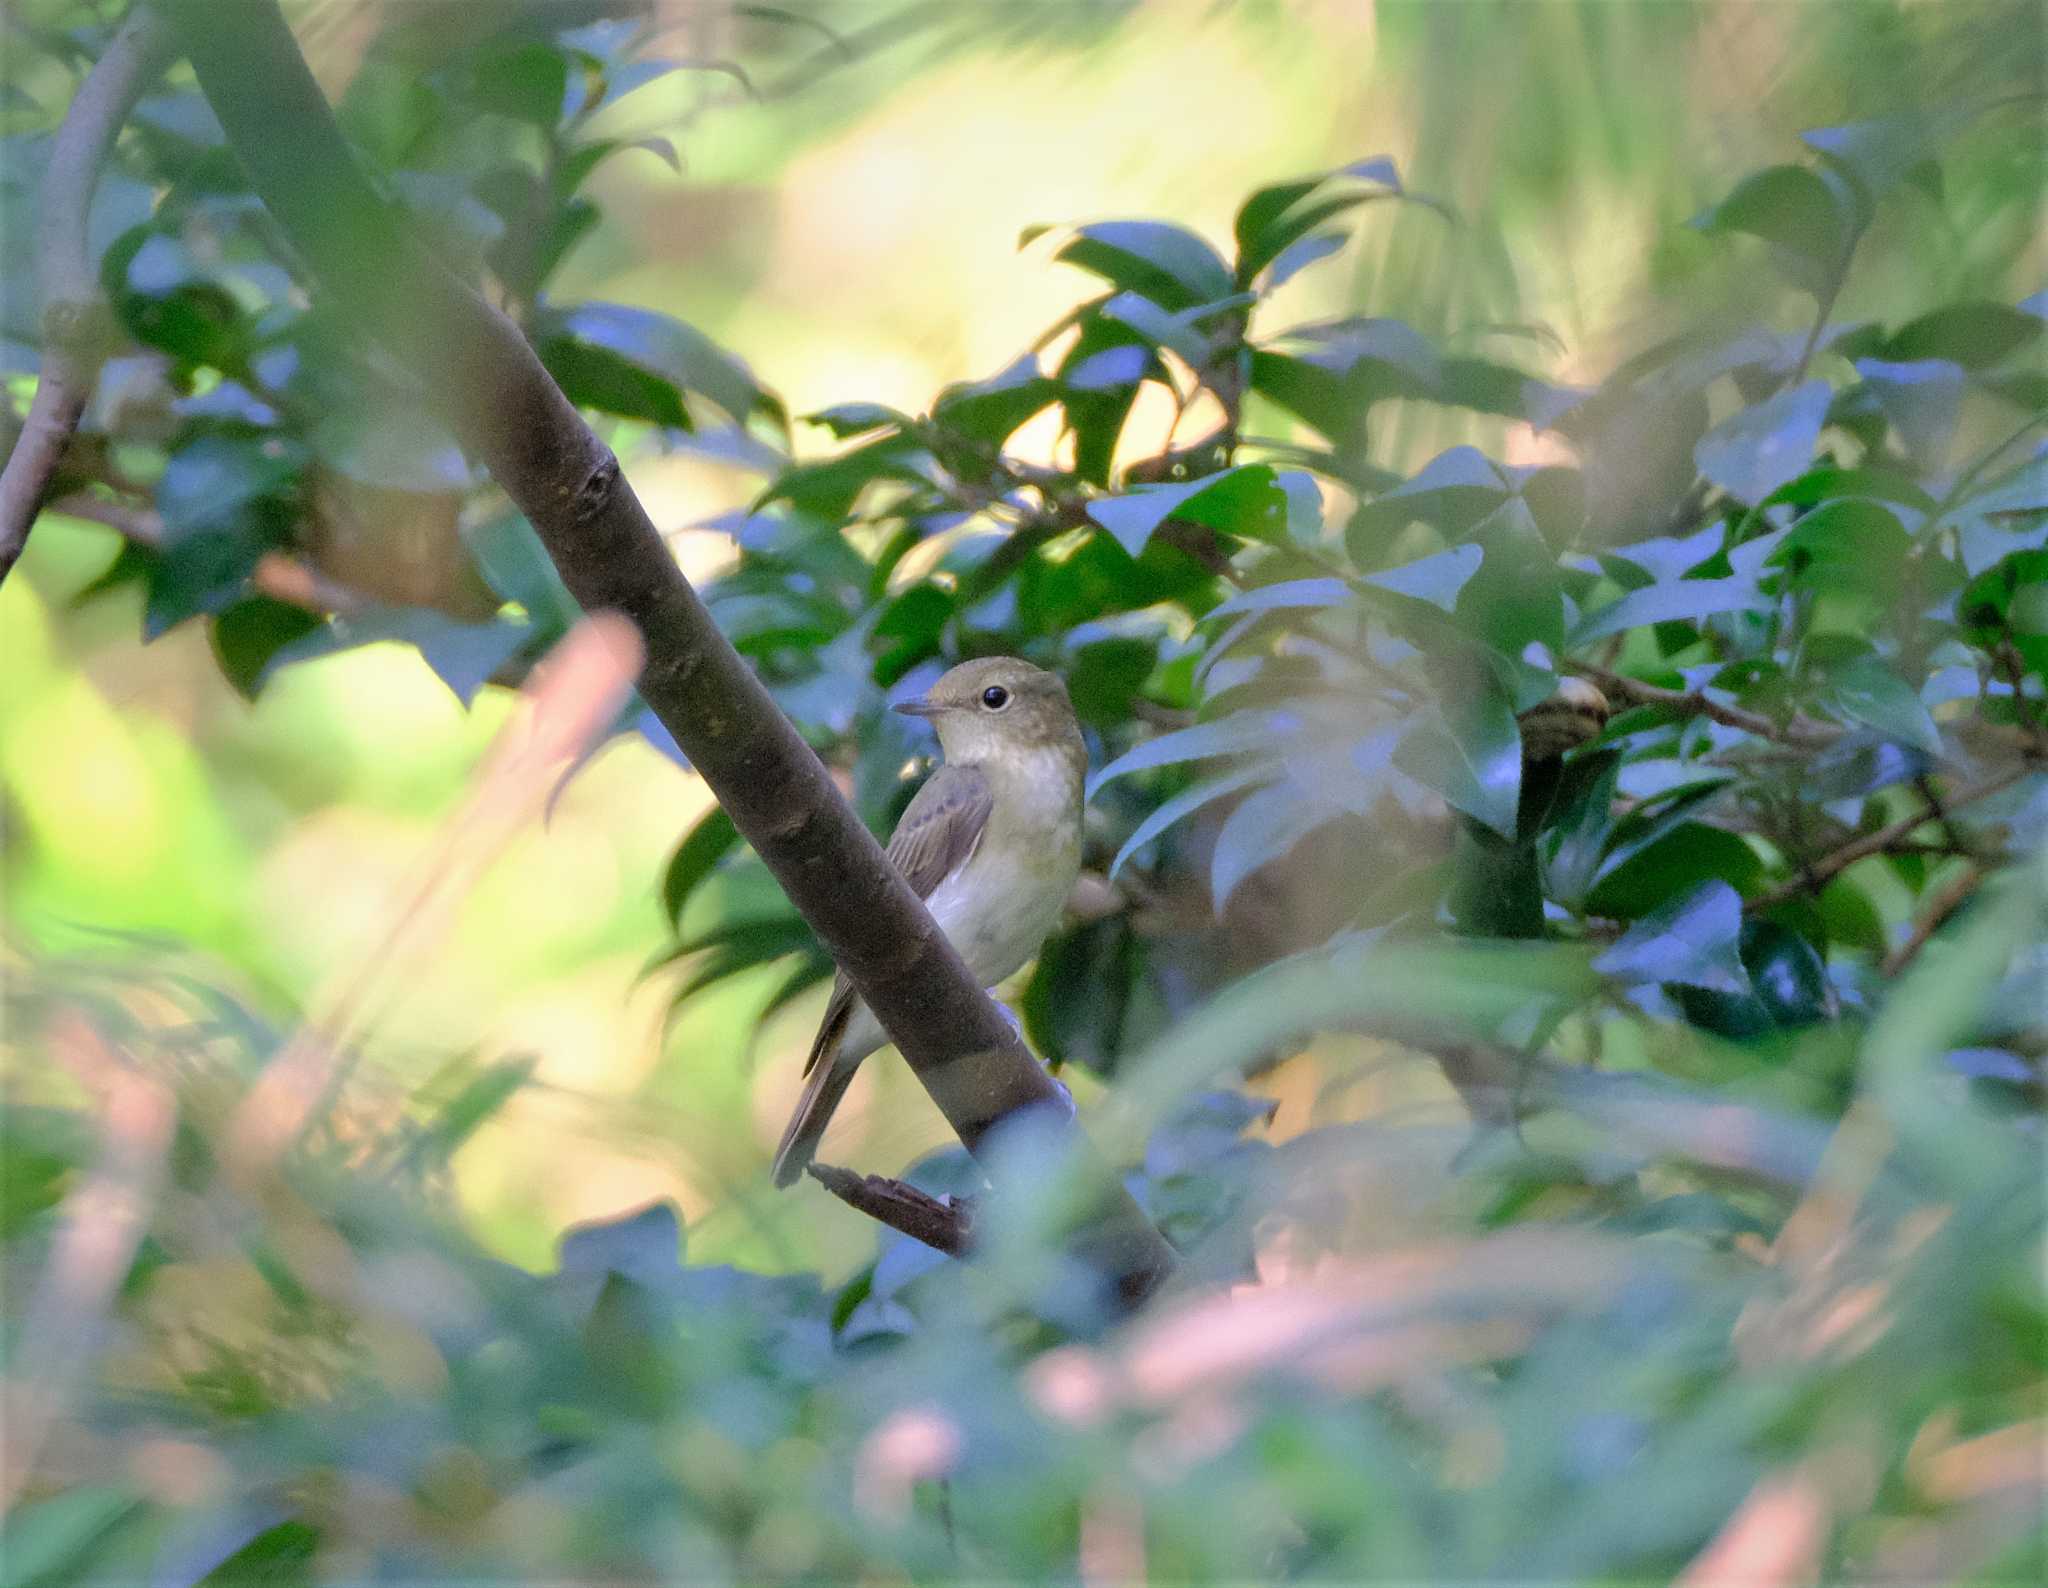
[{"x1": 771, "y1": 657, "x2": 1087, "y2": 1188}]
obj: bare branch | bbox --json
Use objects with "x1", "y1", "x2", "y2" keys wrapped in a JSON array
[
  {"x1": 1881, "y1": 862, "x2": 1987, "y2": 978},
  {"x1": 0, "y1": 7, "x2": 176, "y2": 585},
  {"x1": 1566, "y1": 662, "x2": 1839, "y2": 748},
  {"x1": 164, "y1": 0, "x2": 1173, "y2": 1301},
  {"x1": 809, "y1": 1163, "x2": 975, "y2": 1258},
  {"x1": 1749, "y1": 765, "x2": 2036, "y2": 912}
]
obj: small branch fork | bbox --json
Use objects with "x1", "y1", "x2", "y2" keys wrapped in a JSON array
[{"x1": 0, "y1": 5, "x2": 176, "y2": 584}]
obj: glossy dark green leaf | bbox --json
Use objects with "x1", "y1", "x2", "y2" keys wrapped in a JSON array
[
  {"x1": 1594, "y1": 880, "x2": 1751, "y2": 995},
  {"x1": 1568, "y1": 572, "x2": 1771, "y2": 648},
  {"x1": 1357, "y1": 445, "x2": 1508, "y2": 537},
  {"x1": 1022, "y1": 916, "x2": 1145, "y2": 1075},
  {"x1": 1393, "y1": 687, "x2": 1522, "y2": 839},
  {"x1": 1052, "y1": 220, "x2": 1235, "y2": 312},
  {"x1": 1207, "y1": 576, "x2": 1352, "y2": 621},
  {"x1": 1769, "y1": 497, "x2": 1913, "y2": 600},
  {"x1": 1099, "y1": 290, "x2": 1217, "y2": 366},
  {"x1": 262, "y1": 609, "x2": 530, "y2": 706},
  {"x1": 1694, "y1": 379, "x2": 1831, "y2": 504},
  {"x1": 1361, "y1": 544, "x2": 1481, "y2": 612},
  {"x1": 1085, "y1": 464, "x2": 1289, "y2": 557},
  {"x1": 1803, "y1": 730, "x2": 1930, "y2": 799},
  {"x1": 662, "y1": 806, "x2": 742, "y2": 927},
  {"x1": 209, "y1": 599, "x2": 326, "y2": 701},
  {"x1": 1233, "y1": 154, "x2": 1410, "y2": 284},
  {"x1": 1587, "y1": 822, "x2": 1762, "y2": 920},
  {"x1": 535, "y1": 303, "x2": 776, "y2": 431},
  {"x1": 1541, "y1": 748, "x2": 1622, "y2": 913},
  {"x1": 933, "y1": 354, "x2": 1059, "y2": 445}
]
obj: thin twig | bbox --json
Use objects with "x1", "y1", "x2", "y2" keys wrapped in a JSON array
[
  {"x1": 808, "y1": 1163, "x2": 974, "y2": 1258},
  {"x1": 1567, "y1": 662, "x2": 1839, "y2": 748},
  {"x1": 1749, "y1": 766, "x2": 2034, "y2": 912},
  {"x1": 0, "y1": 6, "x2": 176, "y2": 585},
  {"x1": 49, "y1": 490, "x2": 370, "y2": 616},
  {"x1": 1880, "y1": 863, "x2": 1987, "y2": 978}
]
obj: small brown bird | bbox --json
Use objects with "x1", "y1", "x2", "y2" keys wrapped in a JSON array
[{"x1": 771, "y1": 657, "x2": 1088, "y2": 1188}]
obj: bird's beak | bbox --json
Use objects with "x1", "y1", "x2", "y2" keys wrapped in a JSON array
[{"x1": 892, "y1": 697, "x2": 945, "y2": 719}]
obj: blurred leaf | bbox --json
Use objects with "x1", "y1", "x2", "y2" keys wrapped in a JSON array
[
  {"x1": 559, "y1": 1200, "x2": 686, "y2": 1285},
  {"x1": 1819, "y1": 654, "x2": 1941, "y2": 754},
  {"x1": 1089, "y1": 709, "x2": 1293, "y2": 798},
  {"x1": 1692, "y1": 163, "x2": 1853, "y2": 290},
  {"x1": 1589, "y1": 822, "x2": 1761, "y2": 920},
  {"x1": 1694, "y1": 379, "x2": 1833, "y2": 504},
  {"x1": 1110, "y1": 762, "x2": 1272, "y2": 878},
  {"x1": 1853, "y1": 357, "x2": 1966, "y2": 471},
  {"x1": 1393, "y1": 686, "x2": 1521, "y2": 839},
  {"x1": 1211, "y1": 777, "x2": 1339, "y2": 910},
  {"x1": 1455, "y1": 498, "x2": 1564, "y2": 660},
  {"x1": 0, "y1": 1487, "x2": 142, "y2": 1588},
  {"x1": 466, "y1": 511, "x2": 580, "y2": 629},
  {"x1": 209, "y1": 598, "x2": 326, "y2": 701},
  {"x1": 463, "y1": 40, "x2": 571, "y2": 124},
  {"x1": 1234, "y1": 154, "x2": 1432, "y2": 285},
  {"x1": 1362, "y1": 543, "x2": 1482, "y2": 611},
  {"x1": 1884, "y1": 300, "x2": 2043, "y2": 368},
  {"x1": 1594, "y1": 880, "x2": 1750, "y2": 995},
  {"x1": 1771, "y1": 496, "x2": 1914, "y2": 601}
]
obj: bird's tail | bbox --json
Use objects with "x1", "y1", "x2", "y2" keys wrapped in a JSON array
[{"x1": 770, "y1": 1056, "x2": 859, "y2": 1189}]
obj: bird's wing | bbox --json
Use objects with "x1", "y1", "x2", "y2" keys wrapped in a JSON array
[{"x1": 801, "y1": 765, "x2": 995, "y2": 1078}]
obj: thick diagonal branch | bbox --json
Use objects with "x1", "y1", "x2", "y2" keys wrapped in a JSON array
[
  {"x1": 163, "y1": 0, "x2": 1172, "y2": 1303},
  {"x1": 0, "y1": 6, "x2": 176, "y2": 584}
]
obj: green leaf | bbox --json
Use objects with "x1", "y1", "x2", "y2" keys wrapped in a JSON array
[
  {"x1": 804, "y1": 402, "x2": 906, "y2": 439},
  {"x1": 1884, "y1": 301, "x2": 2042, "y2": 369},
  {"x1": 0, "y1": 1487, "x2": 142, "y2": 1588},
  {"x1": 1051, "y1": 220, "x2": 1235, "y2": 312},
  {"x1": 1099, "y1": 291, "x2": 1217, "y2": 366},
  {"x1": 465, "y1": 40, "x2": 572, "y2": 125},
  {"x1": 1362, "y1": 544, "x2": 1482, "y2": 611},
  {"x1": 1207, "y1": 577, "x2": 1352, "y2": 621},
  {"x1": 1568, "y1": 573, "x2": 1772, "y2": 648},
  {"x1": 1594, "y1": 880, "x2": 1751, "y2": 995},
  {"x1": 1819, "y1": 654, "x2": 1941, "y2": 754},
  {"x1": 1210, "y1": 777, "x2": 1339, "y2": 910},
  {"x1": 1770, "y1": 497, "x2": 1914, "y2": 601},
  {"x1": 1085, "y1": 464, "x2": 1290, "y2": 557},
  {"x1": 1455, "y1": 498, "x2": 1564, "y2": 660},
  {"x1": 1234, "y1": 155, "x2": 1417, "y2": 285},
  {"x1": 932, "y1": 355, "x2": 1059, "y2": 446},
  {"x1": 559, "y1": 1200, "x2": 686, "y2": 1283},
  {"x1": 466, "y1": 511, "x2": 579, "y2": 629},
  {"x1": 1588, "y1": 823, "x2": 1762, "y2": 920},
  {"x1": 1110, "y1": 762, "x2": 1272, "y2": 878},
  {"x1": 1356, "y1": 445, "x2": 1508, "y2": 539},
  {"x1": 1393, "y1": 686, "x2": 1522, "y2": 839},
  {"x1": 1852, "y1": 357, "x2": 1966, "y2": 472},
  {"x1": 1691, "y1": 163, "x2": 1853, "y2": 289},
  {"x1": 157, "y1": 435, "x2": 304, "y2": 543},
  {"x1": 535, "y1": 303, "x2": 776, "y2": 431},
  {"x1": 263, "y1": 609, "x2": 530, "y2": 706},
  {"x1": 209, "y1": 598, "x2": 327, "y2": 701},
  {"x1": 1089, "y1": 709, "x2": 1293, "y2": 798},
  {"x1": 663, "y1": 806, "x2": 742, "y2": 926},
  {"x1": 1694, "y1": 379, "x2": 1832, "y2": 504}
]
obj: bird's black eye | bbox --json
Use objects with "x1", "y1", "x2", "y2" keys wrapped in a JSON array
[{"x1": 980, "y1": 685, "x2": 1010, "y2": 710}]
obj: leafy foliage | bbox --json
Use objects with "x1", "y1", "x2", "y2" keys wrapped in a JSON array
[{"x1": 4, "y1": 6, "x2": 2046, "y2": 1586}]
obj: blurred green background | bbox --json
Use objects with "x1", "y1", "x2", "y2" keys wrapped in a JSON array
[{"x1": 4, "y1": 0, "x2": 2040, "y2": 1282}]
